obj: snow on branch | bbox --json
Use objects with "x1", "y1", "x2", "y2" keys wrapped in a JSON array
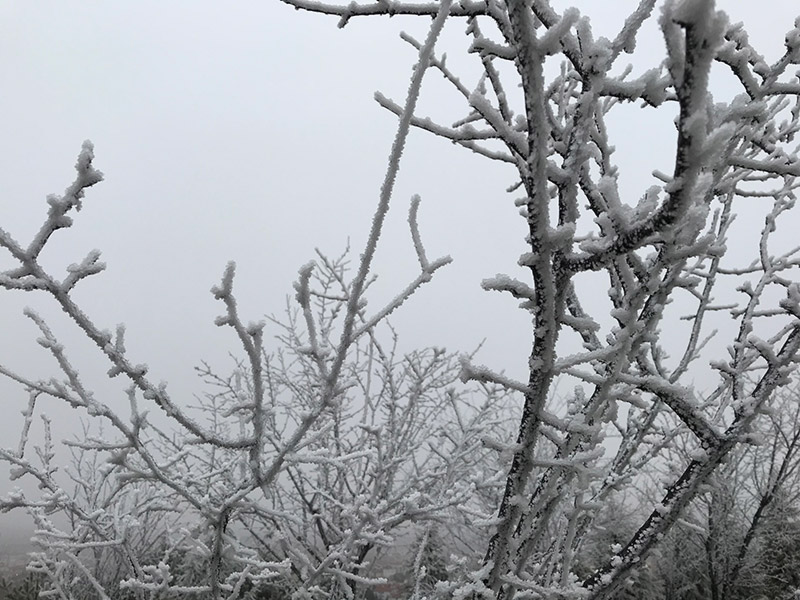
[{"x1": 4, "y1": 2, "x2": 800, "y2": 599}]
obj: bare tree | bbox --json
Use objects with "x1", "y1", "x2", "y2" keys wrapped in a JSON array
[
  {"x1": 184, "y1": 251, "x2": 516, "y2": 596},
  {"x1": 647, "y1": 382, "x2": 800, "y2": 600},
  {"x1": 261, "y1": 0, "x2": 800, "y2": 598},
  {"x1": 0, "y1": 44, "x2": 509, "y2": 597},
  {"x1": 3, "y1": 1, "x2": 800, "y2": 599}
]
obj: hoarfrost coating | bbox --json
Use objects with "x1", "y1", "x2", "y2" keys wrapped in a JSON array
[{"x1": 1, "y1": 0, "x2": 800, "y2": 599}]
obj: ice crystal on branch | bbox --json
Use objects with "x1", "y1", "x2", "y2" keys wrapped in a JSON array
[{"x1": 3, "y1": 1, "x2": 800, "y2": 599}]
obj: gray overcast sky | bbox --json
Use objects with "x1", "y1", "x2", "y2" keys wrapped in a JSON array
[{"x1": 0, "y1": 1, "x2": 798, "y2": 551}]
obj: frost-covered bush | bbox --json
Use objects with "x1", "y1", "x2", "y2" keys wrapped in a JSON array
[
  {"x1": 3, "y1": 1, "x2": 800, "y2": 599},
  {"x1": 0, "y1": 152, "x2": 514, "y2": 598}
]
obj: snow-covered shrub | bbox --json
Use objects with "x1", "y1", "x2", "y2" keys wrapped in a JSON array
[{"x1": 3, "y1": 1, "x2": 800, "y2": 599}]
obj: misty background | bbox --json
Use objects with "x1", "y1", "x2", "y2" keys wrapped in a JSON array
[{"x1": 0, "y1": 1, "x2": 797, "y2": 557}]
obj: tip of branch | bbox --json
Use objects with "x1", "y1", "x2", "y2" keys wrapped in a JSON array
[
  {"x1": 76, "y1": 140, "x2": 104, "y2": 188},
  {"x1": 212, "y1": 262, "x2": 237, "y2": 299}
]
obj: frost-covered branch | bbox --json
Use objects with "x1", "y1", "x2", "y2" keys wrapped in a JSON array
[{"x1": 5, "y1": 1, "x2": 800, "y2": 599}]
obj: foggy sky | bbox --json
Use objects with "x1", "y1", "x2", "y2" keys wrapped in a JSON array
[{"x1": 0, "y1": 1, "x2": 797, "y2": 552}]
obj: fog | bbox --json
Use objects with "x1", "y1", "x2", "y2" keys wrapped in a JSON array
[{"x1": 0, "y1": 1, "x2": 797, "y2": 554}]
